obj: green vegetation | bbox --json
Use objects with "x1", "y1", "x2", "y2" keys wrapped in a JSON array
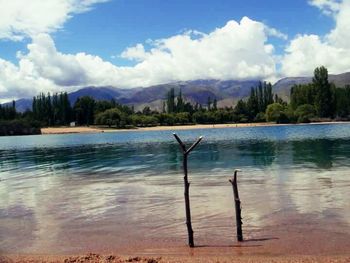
[
  {"x1": 291, "y1": 66, "x2": 350, "y2": 121},
  {"x1": 32, "y1": 92, "x2": 72, "y2": 126},
  {"x1": 0, "y1": 119, "x2": 41, "y2": 136},
  {"x1": 266, "y1": 103, "x2": 285, "y2": 122},
  {"x1": 0, "y1": 100, "x2": 41, "y2": 136},
  {"x1": 1, "y1": 66, "x2": 350, "y2": 135}
]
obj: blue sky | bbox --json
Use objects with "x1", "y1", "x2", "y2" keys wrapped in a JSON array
[
  {"x1": 0, "y1": 0, "x2": 349, "y2": 101},
  {"x1": 1, "y1": 0, "x2": 334, "y2": 64},
  {"x1": 57, "y1": 0, "x2": 333, "y2": 58}
]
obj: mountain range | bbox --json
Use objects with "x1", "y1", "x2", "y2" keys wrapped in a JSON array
[{"x1": 6, "y1": 72, "x2": 350, "y2": 112}]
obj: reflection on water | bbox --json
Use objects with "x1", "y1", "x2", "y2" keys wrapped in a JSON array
[{"x1": 0, "y1": 124, "x2": 350, "y2": 253}]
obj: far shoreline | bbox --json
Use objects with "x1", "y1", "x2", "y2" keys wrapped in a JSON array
[{"x1": 40, "y1": 121, "x2": 350, "y2": 135}]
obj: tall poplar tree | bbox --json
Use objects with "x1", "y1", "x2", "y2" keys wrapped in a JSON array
[{"x1": 313, "y1": 66, "x2": 333, "y2": 117}]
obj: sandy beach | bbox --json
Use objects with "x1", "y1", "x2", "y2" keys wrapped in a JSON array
[
  {"x1": 41, "y1": 121, "x2": 350, "y2": 135},
  {"x1": 40, "y1": 123, "x2": 275, "y2": 134},
  {"x1": 2, "y1": 254, "x2": 350, "y2": 263},
  {"x1": 2, "y1": 211, "x2": 350, "y2": 262},
  {"x1": 41, "y1": 126, "x2": 105, "y2": 134}
]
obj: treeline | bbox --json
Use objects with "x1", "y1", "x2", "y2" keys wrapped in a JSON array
[
  {"x1": 32, "y1": 93, "x2": 71, "y2": 126},
  {"x1": 0, "y1": 119, "x2": 41, "y2": 136},
  {"x1": 0, "y1": 101, "x2": 17, "y2": 120},
  {"x1": 30, "y1": 93, "x2": 137, "y2": 127},
  {"x1": 290, "y1": 66, "x2": 350, "y2": 120},
  {"x1": 231, "y1": 82, "x2": 283, "y2": 122},
  {"x1": 266, "y1": 66, "x2": 350, "y2": 124},
  {"x1": 92, "y1": 81, "x2": 280, "y2": 127},
  {"x1": 0, "y1": 101, "x2": 41, "y2": 136}
]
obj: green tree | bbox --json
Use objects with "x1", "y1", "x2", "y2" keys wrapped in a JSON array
[
  {"x1": 166, "y1": 88, "x2": 175, "y2": 113},
  {"x1": 313, "y1": 66, "x2": 333, "y2": 117},
  {"x1": 74, "y1": 96, "x2": 95, "y2": 126},
  {"x1": 207, "y1": 97, "x2": 212, "y2": 111},
  {"x1": 175, "y1": 112, "x2": 190, "y2": 124},
  {"x1": 266, "y1": 103, "x2": 284, "y2": 122},
  {"x1": 157, "y1": 113, "x2": 175, "y2": 125},
  {"x1": 254, "y1": 112, "x2": 266, "y2": 122},
  {"x1": 142, "y1": 106, "x2": 152, "y2": 115},
  {"x1": 234, "y1": 99, "x2": 248, "y2": 122},
  {"x1": 290, "y1": 84, "x2": 316, "y2": 110},
  {"x1": 95, "y1": 108, "x2": 124, "y2": 127},
  {"x1": 176, "y1": 90, "x2": 185, "y2": 112},
  {"x1": 247, "y1": 87, "x2": 259, "y2": 120},
  {"x1": 295, "y1": 104, "x2": 316, "y2": 123},
  {"x1": 335, "y1": 86, "x2": 350, "y2": 118},
  {"x1": 213, "y1": 98, "x2": 218, "y2": 111}
]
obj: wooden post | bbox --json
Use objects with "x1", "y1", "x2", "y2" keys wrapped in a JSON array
[
  {"x1": 173, "y1": 133, "x2": 203, "y2": 248},
  {"x1": 229, "y1": 169, "x2": 243, "y2": 242}
]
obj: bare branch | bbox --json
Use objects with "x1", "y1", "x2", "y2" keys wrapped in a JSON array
[
  {"x1": 173, "y1": 133, "x2": 186, "y2": 152},
  {"x1": 185, "y1": 136, "x2": 203, "y2": 155}
]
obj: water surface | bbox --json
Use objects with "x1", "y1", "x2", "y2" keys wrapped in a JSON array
[{"x1": 0, "y1": 124, "x2": 350, "y2": 254}]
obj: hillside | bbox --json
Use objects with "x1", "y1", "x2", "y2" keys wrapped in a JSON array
[
  {"x1": 6, "y1": 72, "x2": 350, "y2": 112},
  {"x1": 9, "y1": 79, "x2": 260, "y2": 112}
]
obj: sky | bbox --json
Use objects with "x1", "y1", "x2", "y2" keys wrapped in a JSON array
[{"x1": 0, "y1": 0, "x2": 350, "y2": 102}]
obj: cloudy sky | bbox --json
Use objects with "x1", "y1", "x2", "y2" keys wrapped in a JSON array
[{"x1": 0, "y1": 0, "x2": 350, "y2": 102}]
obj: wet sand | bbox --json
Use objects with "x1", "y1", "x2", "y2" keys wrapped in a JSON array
[
  {"x1": 41, "y1": 121, "x2": 350, "y2": 134},
  {"x1": 2, "y1": 212, "x2": 350, "y2": 262},
  {"x1": 2, "y1": 254, "x2": 350, "y2": 263}
]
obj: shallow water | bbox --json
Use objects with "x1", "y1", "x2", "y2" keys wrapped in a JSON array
[{"x1": 0, "y1": 124, "x2": 350, "y2": 254}]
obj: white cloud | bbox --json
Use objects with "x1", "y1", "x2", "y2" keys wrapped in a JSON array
[
  {"x1": 120, "y1": 44, "x2": 149, "y2": 62},
  {"x1": 281, "y1": 0, "x2": 350, "y2": 76},
  {"x1": 0, "y1": 56, "x2": 61, "y2": 100},
  {"x1": 1, "y1": 17, "x2": 285, "y2": 100},
  {"x1": 0, "y1": 0, "x2": 109, "y2": 40},
  {"x1": 265, "y1": 27, "x2": 288, "y2": 41},
  {"x1": 120, "y1": 17, "x2": 280, "y2": 82},
  {"x1": 24, "y1": 34, "x2": 88, "y2": 86},
  {"x1": 308, "y1": 0, "x2": 342, "y2": 16}
]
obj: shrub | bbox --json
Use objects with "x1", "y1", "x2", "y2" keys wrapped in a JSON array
[
  {"x1": 265, "y1": 103, "x2": 284, "y2": 122},
  {"x1": 295, "y1": 104, "x2": 316, "y2": 123},
  {"x1": 254, "y1": 112, "x2": 266, "y2": 122},
  {"x1": 0, "y1": 120, "x2": 41, "y2": 136}
]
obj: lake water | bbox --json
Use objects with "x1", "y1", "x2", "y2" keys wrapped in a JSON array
[{"x1": 0, "y1": 123, "x2": 350, "y2": 254}]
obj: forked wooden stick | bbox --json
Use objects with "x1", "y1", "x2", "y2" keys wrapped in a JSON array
[{"x1": 173, "y1": 133, "x2": 203, "y2": 247}]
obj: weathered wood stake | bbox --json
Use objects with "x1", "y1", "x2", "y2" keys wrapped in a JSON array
[
  {"x1": 173, "y1": 133, "x2": 203, "y2": 248},
  {"x1": 229, "y1": 169, "x2": 243, "y2": 242}
]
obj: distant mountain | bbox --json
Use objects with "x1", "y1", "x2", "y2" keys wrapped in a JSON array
[
  {"x1": 7, "y1": 79, "x2": 261, "y2": 112},
  {"x1": 120, "y1": 79, "x2": 261, "y2": 110},
  {"x1": 5, "y1": 72, "x2": 350, "y2": 112},
  {"x1": 12, "y1": 98, "x2": 33, "y2": 113},
  {"x1": 67, "y1": 86, "x2": 141, "y2": 104},
  {"x1": 329, "y1": 72, "x2": 350, "y2": 86},
  {"x1": 273, "y1": 77, "x2": 312, "y2": 101}
]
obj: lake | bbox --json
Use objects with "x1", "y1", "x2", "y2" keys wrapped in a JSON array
[{"x1": 1, "y1": 123, "x2": 350, "y2": 255}]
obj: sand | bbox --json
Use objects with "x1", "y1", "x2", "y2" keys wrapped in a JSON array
[
  {"x1": 41, "y1": 126, "x2": 104, "y2": 134},
  {"x1": 3, "y1": 223, "x2": 350, "y2": 263},
  {"x1": 41, "y1": 121, "x2": 350, "y2": 135},
  {"x1": 2, "y1": 253, "x2": 349, "y2": 263},
  {"x1": 3, "y1": 221, "x2": 350, "y2": 262}
]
